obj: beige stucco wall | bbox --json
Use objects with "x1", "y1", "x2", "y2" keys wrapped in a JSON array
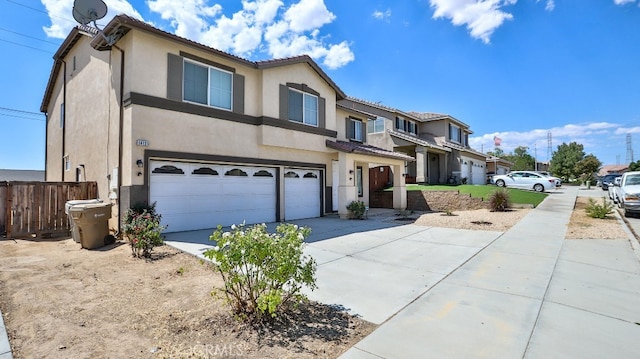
[
  {"x1": 125, "y1": 31, "x2": 262, "y2": 117},
  {"x1": 261, "y1": 63, "x2": 337, "y2": 130}
]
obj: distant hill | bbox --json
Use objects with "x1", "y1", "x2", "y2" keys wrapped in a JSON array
[{"x1": 0, "y1": 169, "x2": 45, "y2": 181}]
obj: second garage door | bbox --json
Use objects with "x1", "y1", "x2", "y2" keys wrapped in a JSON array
[
  {"x1": 150, "y1": 161, "x2": 277, "y2": 232},
  {"x1": 284, "y1": 169, "x2": 321, "y2": 221}
]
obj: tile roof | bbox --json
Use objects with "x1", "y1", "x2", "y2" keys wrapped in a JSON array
[
  {"x1": 341, "y1": 98, "x2": 421, "y2": 121},
  {"x1": 388, "y1": 130, "x2": 450, "y2": 152},
  {"x1": 326, "y1": 140, "x2": 415, "y2": 162},
  {"x1": 42, "y1": 14, "x2": 346, "y2": 113},
  {"x1": 409, "y1": 111, "x2": 471, "y2": 129}
]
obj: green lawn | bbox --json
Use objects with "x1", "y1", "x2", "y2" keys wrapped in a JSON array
[{"x1": 402, "y1": 184, "x2": 548, "y2": 207}]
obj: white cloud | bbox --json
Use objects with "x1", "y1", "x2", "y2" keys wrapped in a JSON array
[
  {"x1": 429, "y1": 0, "x2": 517, "y2": 44},
  {"x1": 541, "y1": 0, "x2": 555, "y2": 11},
  {"x1": 284, "y1": 0, "x2": 335, "y2": 32},
  {"x1": 469, "y1": 122, "x2": 622, "y2": 161},
  {"x1": 372, "y1": 9, "x2": 392, "y2": 21},
  {"x1": 613, "y1": 0, "x2": 636, "y2": 5},
  {"x1": 42, "y1": 0, "x2": 144, "y2": 39},
  {"x1": 43, "y1": 0, "x2": 354, "y2": 69}
]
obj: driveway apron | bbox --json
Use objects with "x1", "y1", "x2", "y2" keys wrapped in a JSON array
[{"x1": 340, "y1": 186, "x2": 640, "y2": 359}]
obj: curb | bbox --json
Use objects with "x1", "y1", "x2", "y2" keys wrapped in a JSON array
[{"x1": 0, "y1": 307, "x2": 12, "y2": 359}]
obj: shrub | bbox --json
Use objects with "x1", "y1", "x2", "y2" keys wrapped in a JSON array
[
  {"x1": 346, "y1": 200, "x2": 367, "y2": 219},
  {"x1": 121, "y1": 202, "x2": 165, "y2": 258},
  {"x1": 204, "y1": 223, "x2": 317, "y2": 322},
  {"x1": 488, "y1": 188, "x2": 511, "y2": 212},
  {"x1": 585, "y1": 197, "x2": 614, "y2": 219}
]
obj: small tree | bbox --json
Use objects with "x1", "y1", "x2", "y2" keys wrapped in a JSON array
[
  {"x1": 574, "y1": 154, "x2": 601, "y2": 185},
  {"x1": 204, "y1": 223, "x2": 316, "y2": 322}
]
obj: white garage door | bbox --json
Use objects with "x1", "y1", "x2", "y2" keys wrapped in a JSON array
[
  {"x1": 472, "y1": 163, "x2": 485, "y2": 185},
  {"x1": 150, "y1": 161, "x2": 276, "y2": 232},
  {"x1": 284, "y1": 169, "x2": 320, "y2": 221}
]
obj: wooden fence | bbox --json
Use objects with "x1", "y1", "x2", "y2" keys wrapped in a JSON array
[{"x1": 0, "y1": 181, "x2": 98, "y2": 239}]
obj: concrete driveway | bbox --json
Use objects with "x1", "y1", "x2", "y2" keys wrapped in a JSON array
[{"x1": 165, "y1": 186, "x2": 640, "y2": 359}]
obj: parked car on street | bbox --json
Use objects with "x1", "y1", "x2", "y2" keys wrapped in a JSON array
[
  {"x1": 608, "y1": 176, "x2": 622, "y2": 203},
  {"x1": 491, "y1": 171, "x2": 556, "y2": 192},
  {"x1": 617, "y1": 171, "x2": 640, "y2": 216},
  {"x1": 601, "y1": 174, "x2": 621, "y2": 191}
]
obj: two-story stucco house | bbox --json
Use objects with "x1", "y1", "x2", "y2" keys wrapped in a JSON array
[
  {"x1": 40, "y1": 15, "x2": 412, "y2": 233},
  {"x1": 339, "y1": 98, "x2": 490, "y2": 185}
]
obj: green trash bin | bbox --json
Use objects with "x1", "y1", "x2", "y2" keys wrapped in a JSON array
[{"x1": 69, "y1": 203, "x2": 113, "y2": 249}]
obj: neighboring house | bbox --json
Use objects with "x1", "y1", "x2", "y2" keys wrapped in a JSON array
[
  {"x1": 0, "y1": 169, "x2": 45, "y2": 181},
  {"x1": 339, "y1": 98, "x2": 488, "y2": 185},
  {"x1": 599, "y1": 164, "x2": 629, "y2": 176},
  {"x1": 486, "y1": 156, "x2": 513, "y2": 177},
  {"x1": 40, "y1": 15, "x2": 412, "y2": 232}
]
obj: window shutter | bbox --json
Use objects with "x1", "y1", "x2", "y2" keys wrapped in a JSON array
[
  {"x1": 361, "y1": 121, "x2": 367, "y2": 143},
  {"x1": 318, "y1": 97, "x2": 326, "y2": 128},
  {"x1": 167, "y1": 53, "x2": 183, "y2": 101},
  {"x1": 232, "y1": 73, "x2": 245, "y2": 114},
  {"x1": 395, "y1": 117, "x2": 400, "y2": 130},
  {"x1": 346, "y1": 118, "x2": 353, "y2": 139},
  {"x1": 279, "y1": 84, "x2": 288, "y2": 120}
]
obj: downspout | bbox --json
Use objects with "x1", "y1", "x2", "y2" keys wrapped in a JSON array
[
  {"x1": 112, "y1": 44, "x2": 125, "y2": 235},
  {"x1": 44, "y1": 112, "x2": 48, "y2": 180},
  {"x1": 61, "y1": 59, "x2": 67, "y2": 181}
]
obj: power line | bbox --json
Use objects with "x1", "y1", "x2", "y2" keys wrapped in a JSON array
[
  {"x1": 0, "y1": 26, "x2": 61, "y2": 45},
  {"x1": 5, "y1": 0, "x2": 78, "y2": 25},
  {"x1": 0, "y1": 113, "x2": 45, "y2": 122},
  {"x1": 0, "y1": 107, "x2": 44, "y2": 117},
  {"x1": 0, "y1": 37, "x2": 54, "y2": 54}
]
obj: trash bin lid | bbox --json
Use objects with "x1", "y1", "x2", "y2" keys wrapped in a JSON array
[{"x1": 65, "y1": 199, "x2": 103, "y2": 214}]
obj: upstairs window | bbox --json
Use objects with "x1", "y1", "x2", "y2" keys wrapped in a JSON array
[
  {"x1": 288, "y1": 88, "x2": 318, "y2": 126},
  {"x1": 449, "y1": 123, "x2": 462, "y2": 143},
  {"x1": 395, "y1": 117, "x2": 417, "y2": 135},
  {"x1": 183, "y1": 60, "x2": 232, "y2": 110},
  {"x1": 367, "y1": 117, "x2": 385, "y2": 133},
  {"x1": 347, "y1": 117, "x2": 365, "y2": 142}
]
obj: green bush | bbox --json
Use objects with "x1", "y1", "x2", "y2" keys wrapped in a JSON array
[
  {"x1": 121, "y1": 202, "x2": 165, "y2": 258},
  {"x1": 204, "y1": 223, "x2": 316, "y2": 322},
  {"x1": 488, "y1": 188, "x2": 511, "y2": 212},
  {"x1": 346, "y1": 200, "x2": 367, "y2": 219},
  {"x1": 585, "y1": 197, "x2": 614, "y2": 219}
]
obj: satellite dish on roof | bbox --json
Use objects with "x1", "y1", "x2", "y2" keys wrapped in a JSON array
[
  {"x1": 71, "y1": 0, "x2": 122, "y2": 46},
  {"x1": 72, "y1": 0, "x2": 108, "y2": 26}
]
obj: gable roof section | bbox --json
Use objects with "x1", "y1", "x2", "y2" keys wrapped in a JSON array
[
  {"x1": 341, "y1": 98, "x2": 421, "y2": 121},
  {"x1": 388, "y1": 130, "x2": 450, "y2": 152},
  {"x1": 410, "y1": 111, "x2": 471, "y2": 131},
  {"x1": 41, "y1": 14, "x2": 345, "y2": 113},
  {"x1": 326, "y1": 140, "x2": 415, "y2": 162},
  {"x1": 40, "y1": 26, "x2": 97, "y2": 112}
]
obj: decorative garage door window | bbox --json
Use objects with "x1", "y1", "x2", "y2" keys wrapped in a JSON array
[
  {"x1": 253, "y1": 170, "x2": 273, "y2": 177},
  {"x1": 225, "y1": 168, "x2": 248, "y2": 176},
  {"x1": 303, "y1": 172, "x2": 317, "y2": 178},
  {"x1": 284, "y1": 171, "x2": 299, "y2": 178},
  {"x1": 152, "y1": 165, "x2": 185, "y2": 174},
  {"x1": 192, "y1": 167, "x2": 218, "y2": 175}
]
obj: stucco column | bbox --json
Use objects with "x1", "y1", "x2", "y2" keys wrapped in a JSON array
[
  {"x1": 415, "y1": 146, "x2": 426, "y2": 184},
  {"x1": 392, "y1": 163, "x2": 407, "y2": 210},
  {"x1": 338, "y1": 152, "x2": 358, "y2": 219}
]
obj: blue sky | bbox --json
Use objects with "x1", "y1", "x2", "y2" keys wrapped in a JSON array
[{"x1": 2, "y1": 0, "x2": 640, "y2": 170}]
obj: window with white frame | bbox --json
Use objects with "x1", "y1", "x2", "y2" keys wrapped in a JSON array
[
  {"x1": 183, "y1": 60, "x2": 232, "y2": 110},
  {"x1": 63, "y1": 155, "x2": 70, "y2": 172},
  {"x1": 367, "y1": 117, "x2": 385, "y2": 133},
  {"x1": 449, "y1": 123, "x2": 462, "y2": 143},
  {"x1": 348, "y1": 118, "x2": 364, "y2": 142},
  {"x1": 288, "y1": 88, "x2": 318, "y2": 126}
]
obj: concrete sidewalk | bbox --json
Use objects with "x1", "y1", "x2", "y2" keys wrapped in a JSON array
[{"x1": 341, "y1": 186, "x2": 640, "y2": 358}]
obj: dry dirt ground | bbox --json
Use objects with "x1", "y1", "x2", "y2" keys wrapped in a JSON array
[
  {"x1": 0, "y1": 241, "x2": 375, "y2": 359},
  {"x1": 0, "y1": 196, "x2": 629, "y2": 359}
]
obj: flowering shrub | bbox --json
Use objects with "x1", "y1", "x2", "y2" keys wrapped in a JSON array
[
  {"x1": 203, "y1": 223, "x2": 316, "y2": 322},
  {"x1": 121, "y1": 203, "x2": 165, "y2": 258}
]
